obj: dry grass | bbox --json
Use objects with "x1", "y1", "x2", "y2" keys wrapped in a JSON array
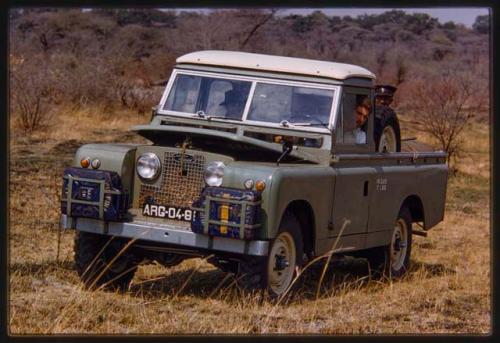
[{"x1": 8, "y1": 108, "x2": 491, "y2": 335}]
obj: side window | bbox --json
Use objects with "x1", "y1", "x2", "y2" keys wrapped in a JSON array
[{"x1": 338, "y1": 93, "x2": 371, "y2": 145}]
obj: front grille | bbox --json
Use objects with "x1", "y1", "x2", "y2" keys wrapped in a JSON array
[{"x1": 138, "y1": 152, "x2": 206, "y2": 211}]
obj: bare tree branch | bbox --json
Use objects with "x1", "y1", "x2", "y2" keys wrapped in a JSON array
[{"x1": 239, "y1": 9, "x2": 278, "y2": 50}]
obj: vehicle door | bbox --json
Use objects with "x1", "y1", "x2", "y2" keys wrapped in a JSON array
[{"x1": 329, "y1": 87, "x2": 376, "y2": 238}]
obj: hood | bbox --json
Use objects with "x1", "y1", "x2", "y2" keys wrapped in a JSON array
[{"x1": 131, "y1": 121, "x2": 331, "y2": 164}]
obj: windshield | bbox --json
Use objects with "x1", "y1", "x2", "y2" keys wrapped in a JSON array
[
  {"x1": 164, "y1": 74, "x2": 252, "y2": 119},
  {"x1": 162, "y1": 72, "x2": 336, "y2": 129},
  {"x1": 247, "y1": 83, "x2": 334, "y2": 127}
]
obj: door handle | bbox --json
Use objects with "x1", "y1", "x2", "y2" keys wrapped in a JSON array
[{"x1": 363, "y1": 181, "x2": 369, "y2": 196}]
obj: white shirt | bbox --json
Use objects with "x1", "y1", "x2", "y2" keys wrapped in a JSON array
[
  {"x1": 354, "y1": 128, "x2": 366, "y2": 144},
  {"x1": 344, "y1": 128, "x2": 366, "y2": 144}
]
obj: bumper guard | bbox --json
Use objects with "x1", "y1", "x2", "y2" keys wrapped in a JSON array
[{"x1": 60, "y1": 214, "x2": 269, "y2": 257}]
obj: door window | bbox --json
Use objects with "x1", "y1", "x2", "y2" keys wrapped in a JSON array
[{"x1": 338, "y1": 93, "x2": 371, "y2": 145}]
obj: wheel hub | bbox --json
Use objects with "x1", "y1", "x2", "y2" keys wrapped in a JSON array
[
  {"x1": 390, "y1": 219, "x2": 408, "y2": 271},
  {"x1": 267, "y1": 231, "x2": 297, "y2": 296},
  {"x1": 274, "y1": 254, "x2": 289, "y2": 271}
]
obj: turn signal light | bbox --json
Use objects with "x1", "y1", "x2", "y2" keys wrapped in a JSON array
[
  {"x1": 255, "y1": 180, "x2": 266, "y2": 192},
  {"x1": 80, "y1": 157, "x2": 90, "y2": 168}
]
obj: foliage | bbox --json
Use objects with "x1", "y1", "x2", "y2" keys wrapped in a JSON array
[
  {"x1": 472, "y1": 15, "x2": 489, "y2": 34},
  {"x1": 10, "y1": 55, "x2": 53, "y2": 132},
  {"x1": 8, "y1": 8, "x2": 489, "y2": 133},
  {"x1": 413, "y1": 72, "x2": 477, "y2": 170}
]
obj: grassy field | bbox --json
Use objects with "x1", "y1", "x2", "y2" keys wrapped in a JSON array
[{"x1": 8, "y1": 107, "x2": 491, "y2": 334}]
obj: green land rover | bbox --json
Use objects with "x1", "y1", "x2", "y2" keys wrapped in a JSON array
[{"x1": 60, "y1": 50, "x2": 448, "y2": 297}]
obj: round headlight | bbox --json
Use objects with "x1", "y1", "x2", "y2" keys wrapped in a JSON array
[
  {"x1": 204, "y1": 161, "x2": 225, "y2": 186},
  {"x1": 244, "y1": 179, "x2": 254, "y2": 190},
  {"x1": 136, "y1": 153, "x2": 161, "y2": 180},
  {"x1": 91, "y1": 158, "x2": 101, "y2": 169}
]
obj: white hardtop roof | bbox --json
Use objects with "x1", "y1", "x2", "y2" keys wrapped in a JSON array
[{"x1": 176, "y1": 50, "x2": 375, "y2": 80}]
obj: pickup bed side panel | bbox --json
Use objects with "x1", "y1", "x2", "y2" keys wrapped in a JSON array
[{"x1": 368, "y1": 163, "x2": 448, "y2": 242}]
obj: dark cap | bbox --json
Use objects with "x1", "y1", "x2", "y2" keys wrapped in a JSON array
[
  {"x1": 220, "y1": 89, "x2": 245, "y2": 106},
  {"x1": 375, "y1": 84, "x2": 397, "y2": 97}
]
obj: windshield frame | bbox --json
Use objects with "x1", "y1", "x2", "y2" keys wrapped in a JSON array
[{"x1": 157, "y1": 69, "x2": 341, "y2": 134}]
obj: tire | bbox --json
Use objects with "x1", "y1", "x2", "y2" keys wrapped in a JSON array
[
  {"x1": 237, "y1": 212, "x2": 304, "y2": 298},
  {"x1": 207, "y1": 257, "x2": 239, "y2": 274},
  {"x1": 74, "y1": 231, "x2": 139, "y2": 291},
  {"x1": 374, "y1": 106, "x2": 401, "y2": 152},
  {"x1": 365, "y1": 206, "x2": 412, "y2": 278},
  {"x1": 156, "y1": 253, "x2": 185, "y2": 268}
]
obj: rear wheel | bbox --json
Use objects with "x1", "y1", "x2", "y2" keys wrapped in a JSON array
[
  {"x1": 74, "y1": 231, "x2": 139, "y2": 291},
  {"x1": 366, "y1": 206, "x2": 412, "y2": 278}
]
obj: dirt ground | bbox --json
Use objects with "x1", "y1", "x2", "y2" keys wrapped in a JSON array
[{"x1": 8, "y1": 109, "x2": 491, "y2": 334}]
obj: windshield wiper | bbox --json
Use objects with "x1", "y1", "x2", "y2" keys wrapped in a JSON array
[
  {"x1": 194, "y1": 111, "x2": 241, "y2": 122},
  {"x1": 279, "y1": 119, "x2": 329, "y2": 128},
  {"x1": 280, "y1": 120, "x2": 311, "y2": 128},
  {"x1": 209, "y1": 116, "x2": 242, "y2": 122}
]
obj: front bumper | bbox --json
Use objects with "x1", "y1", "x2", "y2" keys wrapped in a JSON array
[{"x1": 60, "y1": 214, "x2": 269, "y2": 257}]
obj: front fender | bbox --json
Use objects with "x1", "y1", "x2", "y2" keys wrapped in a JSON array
[
  {"x1": 222, "y1": 162, "x2": 335, "y2": 239},
  {"x1": 74, "y1": 143, "x2": 141, "y2": 203},
  {"x1": 267, "y1": 166, "x2": 335, "y2": 239},
  {"x1": 221, "y1": 162, "x2": 275, "y2": 239}
]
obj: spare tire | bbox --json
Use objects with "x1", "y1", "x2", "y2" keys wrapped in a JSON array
[{"x1": 374, "y1": 105, "x2": 401, "y2": 152}]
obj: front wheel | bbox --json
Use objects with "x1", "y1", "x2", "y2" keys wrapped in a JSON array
[
  {"x1": 237, "y1": 212, "x2": 303, "y2": 298},
  {"x1": 74, "y1": 231, "x2": 139, "y2": 291}
]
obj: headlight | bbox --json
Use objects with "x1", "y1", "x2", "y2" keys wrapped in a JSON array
[
  {"x1": 204, "y1": 161, "x2": 225, "y2": 186},
  {"x1": 136, "y1": 153, "x2": 161, "y2": 180}
]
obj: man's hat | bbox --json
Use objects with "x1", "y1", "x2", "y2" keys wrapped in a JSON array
[
  {"x1": 220, "y1": 89, "x2": 244, "y2": 106},
  {"x1": 375, "y1": 84, "x2": 397, "y2": 97}
]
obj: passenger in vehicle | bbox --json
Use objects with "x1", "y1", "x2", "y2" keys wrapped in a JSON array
[
  {"x1": 375, "y1": 85, "x2": 396, "y2": 107},
  {"x1": 344, "y1": 97, "x2": 371, "y2": 144},
  {"x1": 220, "y1": 89, "x2": 247, "y2": 119}
]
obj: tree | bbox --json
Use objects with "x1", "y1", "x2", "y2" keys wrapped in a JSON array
[
  {"x1": 239, "y1": 9, "x2": 278, "y2": 49},
  {"x1": 472, "y1": 15, "x2": 489, "y2": 34},
  {"x1": 413, "y1": 72, "x2": 477, "y2": 171},
  {"x1": 96, "y1": 8, "x2": 177, "y2": 28}
]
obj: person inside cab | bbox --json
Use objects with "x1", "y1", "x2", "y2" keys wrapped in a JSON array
[
  {"x1": 219, "y1": 88, "x2": 247, "y2": 119},
  {"x1": 344, "y1": 96, "x2": 371, "y2": 145}
]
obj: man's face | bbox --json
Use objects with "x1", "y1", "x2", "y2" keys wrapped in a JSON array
[
  {"x1": 376, "y1": 96, "x2": 392, "y2": 106},
  {"x1": 355, "y1": 105, "x2": 370, "y2": 127}
]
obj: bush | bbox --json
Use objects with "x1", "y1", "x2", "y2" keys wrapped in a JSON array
[
  {"x1": 412, "y1": 72, "x2": 478, "y2": 171},
  {"x1": 10, "y1": 56, "x2": 53, "y2": 132},
  {"x1": 472, "y1": 15, "x2": 489, "y2": 34}
]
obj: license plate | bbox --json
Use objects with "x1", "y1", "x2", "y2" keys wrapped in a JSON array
[{"x1": 142, "y1": 204, "x2": 196, "y2": 222}]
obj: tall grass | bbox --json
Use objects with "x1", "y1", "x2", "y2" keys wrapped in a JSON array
[{"x1": 8, "y1": 109, "x2": 491, "y2": 334}]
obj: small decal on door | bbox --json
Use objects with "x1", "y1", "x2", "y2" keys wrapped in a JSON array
[{"x1": 376, "y1": 178, "x2": 387, "y2": 191}]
